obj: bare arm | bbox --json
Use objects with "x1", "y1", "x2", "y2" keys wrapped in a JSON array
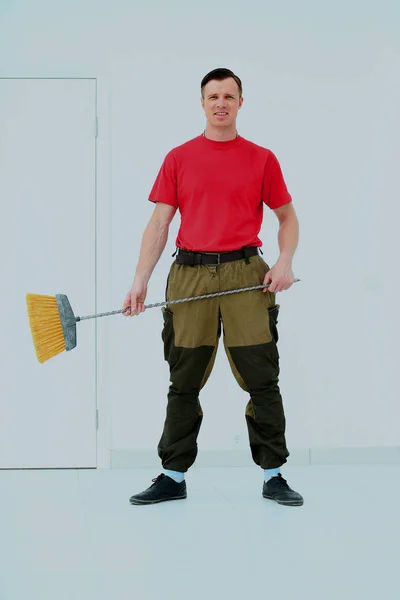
[
  {"x1": 263, "y1": 202, "x2": 299, "y2": 294},
  {"x1": 273, "y1": 203, "x2": 299, "y2": 268},
  {"x1": 123, "y1": 202, "x2": 177, "y2": 315},
  {"x1": 134, "y1": 202, "x2": 177, "y2": 284}
]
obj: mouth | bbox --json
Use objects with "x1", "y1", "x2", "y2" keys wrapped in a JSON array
[{"x1": 214, "y1": 112, "x2": 228, "y2": 117}]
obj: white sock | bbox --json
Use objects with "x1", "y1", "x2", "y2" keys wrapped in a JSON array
[
  {"x1": 264, "y1": 467, "x2": 281, "y2": 481},
  {"x1": 164, "y1": 469, "x2": 185, "y2": 483}
]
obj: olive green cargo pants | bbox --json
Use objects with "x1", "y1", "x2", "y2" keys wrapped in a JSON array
[{"x1": 158, "y1": 253, "x2": 290, "y2": 471}]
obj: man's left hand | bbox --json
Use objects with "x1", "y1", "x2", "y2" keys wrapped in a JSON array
[{"x1": 263, "y1": 260, "x2": 295, "y2": 293}]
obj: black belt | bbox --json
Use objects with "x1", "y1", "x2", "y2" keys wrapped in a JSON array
[{"x1": 175, "y1": 246, "x2": 259, "y2": 266}]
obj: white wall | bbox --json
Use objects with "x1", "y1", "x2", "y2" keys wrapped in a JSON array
[{"x1": 2, "y1": 0, "x2": 399, "y2": 466}]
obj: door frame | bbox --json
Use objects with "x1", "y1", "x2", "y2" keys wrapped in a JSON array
[{"x1": 0, "y1": 76, "x2": 112, "y2": 469}]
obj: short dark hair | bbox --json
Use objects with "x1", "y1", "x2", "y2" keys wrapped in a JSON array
[{"x1": 201, "y1": 68, "x2": 242, "y2": 98}]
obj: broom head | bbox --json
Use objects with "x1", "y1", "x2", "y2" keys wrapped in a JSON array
[{"x1": 26, "y1": 293, "x2": 77, "y2": 364}]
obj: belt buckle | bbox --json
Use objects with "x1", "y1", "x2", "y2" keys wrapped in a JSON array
[{"x1": 203, "y1": 251, "x2": 221, "y2": 265}]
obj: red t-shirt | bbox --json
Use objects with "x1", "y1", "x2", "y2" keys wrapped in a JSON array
[{"x1": 148, "y1": 134, "x2": 292, "y2": 252}]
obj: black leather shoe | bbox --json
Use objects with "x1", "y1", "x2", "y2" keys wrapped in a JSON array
[
  {"x1": 263, "y1": 474, "x2": 304, "y2": 506},
  {"x1": 129, "y1": 473, "x2": 187, "y2": 505}
]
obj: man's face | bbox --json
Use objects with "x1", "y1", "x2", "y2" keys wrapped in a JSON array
[{"x1": 201, "y1": 78, "x2": 243, "y2": 129}]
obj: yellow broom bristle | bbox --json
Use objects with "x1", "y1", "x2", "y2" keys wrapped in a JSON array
[{"x1": 26, "y1": 294, "x2": 66, "y2": 363}]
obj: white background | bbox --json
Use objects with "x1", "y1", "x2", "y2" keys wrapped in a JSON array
[{"x1": 0, "y1": 0, "x2": 399, "y2": 468}]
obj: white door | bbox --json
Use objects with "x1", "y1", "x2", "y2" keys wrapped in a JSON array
[{"x1": 0, "y1": 78, "x2": 97, "y2": 468}]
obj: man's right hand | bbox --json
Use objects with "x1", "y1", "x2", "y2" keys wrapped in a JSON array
[{"x1": 122, "y1": 277, "x2": 148, "y2": 317}]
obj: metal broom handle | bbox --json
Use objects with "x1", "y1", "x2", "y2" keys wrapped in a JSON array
[{"x1": 77, "y1": 279, "x2": 300, "y2": 322}]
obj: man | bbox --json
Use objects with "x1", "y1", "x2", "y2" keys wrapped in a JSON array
[{"x1": 123, "y1": 68, "x2": 303, "y2": 507}]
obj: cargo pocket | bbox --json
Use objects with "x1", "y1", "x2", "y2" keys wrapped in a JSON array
[
  {"x1": 268, "y1": 304, "x2": 280, "y2": 344},
  {"x1": 161, "y1": 307, "x2": 177, "y2": 365}
]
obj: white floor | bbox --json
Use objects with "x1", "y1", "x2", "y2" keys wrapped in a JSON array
[{"x1": 1, "y1": 464, "x2": 399, "y2": 600}]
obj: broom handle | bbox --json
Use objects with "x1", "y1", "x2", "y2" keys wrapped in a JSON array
[{"x1": 76, "y1": 279, "x2": 300, "y2": 322}]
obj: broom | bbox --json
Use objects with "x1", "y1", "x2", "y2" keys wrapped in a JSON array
[{"x1": 26, "y1": 279, "x2": 300, "y2": 364}]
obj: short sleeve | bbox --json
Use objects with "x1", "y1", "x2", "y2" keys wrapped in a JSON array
[
  {"x1": 262, "y1": 151, "x2": 292, "y2": 209},
  {"x1": 148, "y1": 149, "x2": 178, "y2": 207}
]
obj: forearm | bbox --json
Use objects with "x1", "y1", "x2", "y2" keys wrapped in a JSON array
[
  {"x1": 277, "y1": 214, "x2": 299, "y2": 267},
  {"x1": 134, "y1": 217, "x2": 169, "y2": 284}
]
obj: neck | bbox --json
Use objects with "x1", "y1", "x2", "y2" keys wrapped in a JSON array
[{"x1": 203, "y1": 125, "x2": 238, "y2": 142}]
